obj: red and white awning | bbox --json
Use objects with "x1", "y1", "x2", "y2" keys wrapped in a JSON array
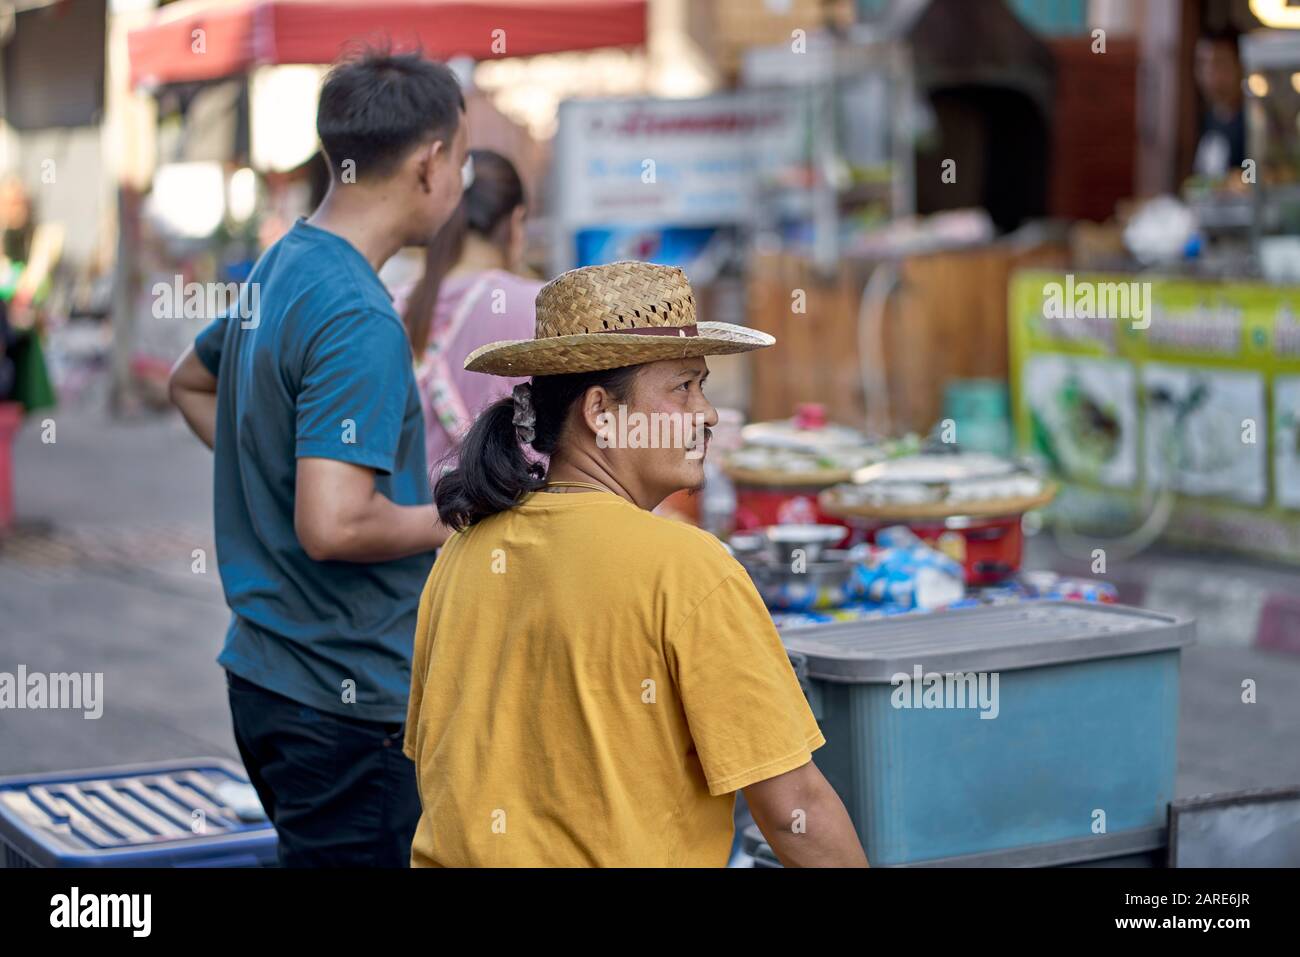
[{"x1": 128, "y1": 0, "x2": 647, "y2": 88}]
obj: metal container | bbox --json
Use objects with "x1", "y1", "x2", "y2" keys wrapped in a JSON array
[
  {"x1": 759, "y1": 523, "x2": 847, "y2": 564},
  {"x1": 740, "y1": 551, "x2": 857, "y2": 611},
  {"x1": 780, "y1": 602, "x2": 1194, "y2": 866}
]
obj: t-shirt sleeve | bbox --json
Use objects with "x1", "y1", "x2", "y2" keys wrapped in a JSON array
[
  {"x1": 193, "y1": 313, "x2": 229, "y2": 376},
  {"x1": 667, "y1": 571, "x2": 826, "y2": 796},
  {"x1": 295, "y1": 310, "x2": 411, "y2": 474},
  {"x1": 403, "y1": 565, "x2": 438, "y2": 762}
]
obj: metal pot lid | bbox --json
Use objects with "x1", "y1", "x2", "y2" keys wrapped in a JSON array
[
  {"x1": 762, "y1": 524, "x2": 846, "y2": 546},
  {"x1": 851, "y1": 451, "x2": 1020, "y2": 486},
  {"x1": 740, "y1": 419, "x2": 867, "y2": 453}
]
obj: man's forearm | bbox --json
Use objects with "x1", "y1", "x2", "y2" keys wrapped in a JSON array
[
  {"x1": 762, "y1": 793, "x2": 867, "y2": 867},
  {"x1": 173, "y1": 387, "x2": 217, "y2": 450},
  {"x1": 169, "y1": 347, "x2": 219, "y2": 449},
  {"x1": 750, "y1": 778, "x2": 869, "y2": 868},
  {"x1": 314, "y1": 498, "x2": 448, "y2": 562}
]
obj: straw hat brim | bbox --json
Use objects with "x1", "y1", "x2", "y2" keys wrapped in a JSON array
[{"x1": 463, "y1": 321, "x2": 775, "y2": 376}]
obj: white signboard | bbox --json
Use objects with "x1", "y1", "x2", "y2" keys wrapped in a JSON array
[{"x1": 552, "y1": 91, "x2": 807, "y2": 233}]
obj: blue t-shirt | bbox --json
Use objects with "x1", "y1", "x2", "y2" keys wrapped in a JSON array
[{"x1": 194, "y1": 219, "x2": 435, "y2": 723}]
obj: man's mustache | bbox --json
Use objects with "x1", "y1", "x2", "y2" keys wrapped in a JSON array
[
  {"x1": 684, "y1": 425, "x2": 712, "y2": 460},
  {"x1": 685, "y1": 426, "x2": 712, "y2": 448}
]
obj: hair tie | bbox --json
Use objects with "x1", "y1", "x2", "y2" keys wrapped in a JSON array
[{"x1": 511, "y1": 383, "x2": 536, "y2": 445}]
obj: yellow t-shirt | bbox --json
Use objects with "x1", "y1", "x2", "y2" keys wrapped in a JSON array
[{"x1": 404, "y1": 490, "x2": 825, "y2": 867}]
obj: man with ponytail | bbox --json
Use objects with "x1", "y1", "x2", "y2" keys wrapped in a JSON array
[
  {"x1": 169, "y1": 50, "x2": 466, "y2": 866},
  {"x1": 404, "y1": 261, "x2": 867, "y2": 867}
]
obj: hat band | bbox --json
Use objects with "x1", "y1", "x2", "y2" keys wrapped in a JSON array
[{"x1": 592, "y1": 324, "x2": 698, "y2": 338}]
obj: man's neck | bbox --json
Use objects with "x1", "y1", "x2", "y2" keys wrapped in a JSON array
[
  {"x1": 545, "y1": 452, "x2": 644, "y2": 509},
  {"x1": 307, "y1": 185, "x2": 409, "y2": 273}
]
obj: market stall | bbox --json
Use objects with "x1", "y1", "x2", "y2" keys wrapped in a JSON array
[
  {"x1": 1003, "y1": 25, "x2": 1300, "y2": 568},
  {"x1": 722, "y1": 10, "x2": 1300, "y2": 868}
]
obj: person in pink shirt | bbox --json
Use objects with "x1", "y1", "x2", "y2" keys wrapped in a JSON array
[{"x1": 396, "y1": 149, "x2": 542, "y2": 476}]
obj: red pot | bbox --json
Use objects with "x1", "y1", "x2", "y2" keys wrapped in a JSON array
[{"x1": 733, "y1": 484, "x2": 851, "y2": 543}]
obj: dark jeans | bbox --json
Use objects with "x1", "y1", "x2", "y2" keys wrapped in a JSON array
[{"x1": 225, "y1": 671, "x2": 421, "y2": 867}]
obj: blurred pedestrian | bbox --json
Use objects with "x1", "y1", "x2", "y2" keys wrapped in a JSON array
[
  {"x1": 396, "y1": 149, "x2": 542, "y2": 474},
  {"x1": 1192, "y1": 29, "x2": 1246, "y2": 182},
  {"x1": 169, "y1": 50, "x2": 464, "y2": 867},
  {"x1": 0, "y1": 175, "x2": 34, "y2": 264}
]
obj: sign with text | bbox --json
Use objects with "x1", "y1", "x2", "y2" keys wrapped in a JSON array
[
  {"x1": 552, "y1": 91, "x2": 808, "y2": 232},
  {"x1": 1010, "y1": 270, "x2": 1300, "y2": 563}
]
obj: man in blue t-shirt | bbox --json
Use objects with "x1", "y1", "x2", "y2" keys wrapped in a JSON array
[{"x1": 168, "y1": 51, "x2": 463, "y2": 866}]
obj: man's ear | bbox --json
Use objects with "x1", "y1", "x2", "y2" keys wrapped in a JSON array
[
  {"x1": 416, "y1": 139, "x2": 442, "y2": 194},
  {"x1": 579, "y1": 386, "x2": 616, "y2": 438}
]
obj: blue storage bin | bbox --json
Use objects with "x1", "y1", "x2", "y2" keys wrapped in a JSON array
[
  {"x1": 781, "y1": 602, "x2": 1194, "y2": 867},
  {"x1": 739, "y1": 822, "x2": 1166, "y2": 868},
  {"x1": 0, "y1": 758, "x2": 277, "y2": 867}
]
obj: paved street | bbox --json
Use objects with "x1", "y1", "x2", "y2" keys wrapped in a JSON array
[
  {"x1": 1, "y1": 410, "x2": 235, "y2": 773},
  {"x1": 2, "y1": 408, "x2": 1300, "y2": 802}
]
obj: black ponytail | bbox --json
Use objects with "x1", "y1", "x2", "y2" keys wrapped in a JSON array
[{"x1": 433, "y1": 364, "x2": 640, "y2": 531}]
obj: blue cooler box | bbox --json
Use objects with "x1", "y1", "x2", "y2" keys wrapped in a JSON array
[
  {"x1": 781, "y1": 602, "x2": 1194, "y2": 867},
  {"x1": 0, "y1": 758, "x2": 277, "y2": 867}
]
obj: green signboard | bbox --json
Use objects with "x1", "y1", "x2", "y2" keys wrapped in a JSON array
[{"x1": 1009, "y1": 270, "x2": 1300, "y2": 563}]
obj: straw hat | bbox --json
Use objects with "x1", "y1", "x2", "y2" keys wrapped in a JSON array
[{"x1": 464, "y1": 261, "x2": 775, "y2": 376}]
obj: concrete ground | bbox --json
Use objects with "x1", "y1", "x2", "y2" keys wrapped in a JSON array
[
  {"x1": 2, "y1": 408, "x2": 1299, "y2": 805},
  {"x1": 1, "y1": 409, "x2": 235, "y2": 773}
]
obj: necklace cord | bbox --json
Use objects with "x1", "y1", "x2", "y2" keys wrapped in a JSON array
[{"x1": 543, "y1": 481, "x2": 614, "y2": 494}]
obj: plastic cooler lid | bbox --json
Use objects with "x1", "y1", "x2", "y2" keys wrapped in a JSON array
[
  {"x1": 780, "y1": 601, "x2": 1195, "y2": 682},
  {"x1": 0, "y1": 758, "x2": 269, "y2": 855}
]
